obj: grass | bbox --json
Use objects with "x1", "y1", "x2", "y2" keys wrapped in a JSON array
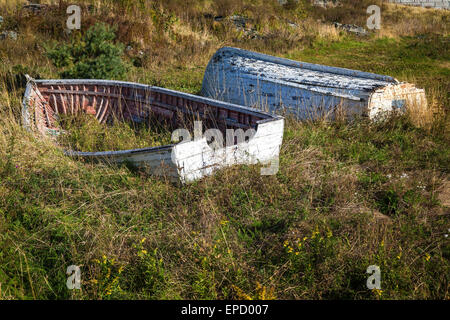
[
  {"x1": 0, "y1": 0, "x2": 449, "y2": 300},
  {"x1": 56, "y1": 114, "x2": 173, "y2": 152}
]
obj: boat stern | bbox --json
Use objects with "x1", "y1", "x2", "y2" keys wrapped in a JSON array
[{"x1": 368, "y1": 83, "x2": 428, "y2": 120}]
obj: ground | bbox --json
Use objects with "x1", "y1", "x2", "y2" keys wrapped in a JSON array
[{"x1": 0, "y1": 0, "x2": 449, "y2": 300}]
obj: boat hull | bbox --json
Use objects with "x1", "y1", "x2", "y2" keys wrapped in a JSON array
[
  {"x1": 201, "y1": 47, "x2": 427, "y2": 120},
  {"x1": 22, "y1": 78, "x2": 284, "y2": 183}
]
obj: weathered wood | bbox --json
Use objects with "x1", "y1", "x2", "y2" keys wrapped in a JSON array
[
  {"x1": 201, "y1": 47, "x2": 428, "y2": 120},
  {"x1": 22, "y1": 77, "x2": 284, "y2": 183}
]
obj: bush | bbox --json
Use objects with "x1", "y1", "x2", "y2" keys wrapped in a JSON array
[{"x1": 46, "y1": 23, "x2": 127, "y2": 79}]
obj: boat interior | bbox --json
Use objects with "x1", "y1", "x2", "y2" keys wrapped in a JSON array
[{"x1": 26, "y1": 80, "x2": 272, "y2": 145}]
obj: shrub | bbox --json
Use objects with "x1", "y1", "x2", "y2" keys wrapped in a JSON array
[{"x1": 46, "y1": 23, "x2": 127, "y2": 79}]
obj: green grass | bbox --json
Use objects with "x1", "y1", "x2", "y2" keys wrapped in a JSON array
[
  {"x1": 0, "y1": 0, "x2": 449, "y2": 300},
  {"x1": 56, "y1": 114, "x2": 173, "y2": 152}
]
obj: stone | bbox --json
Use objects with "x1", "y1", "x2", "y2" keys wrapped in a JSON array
[
  {"x1": 312, "y1": 0, "x2": 342, "y2": 8},
  {"x1": 333, "y1": 22, "x2": 369, "y2": 36},
  {"x1": 286, "y1": 20, "x2": 299, "y2": 28},
  {"x1": 22, "y1": 4, "x2": 48, "y2": 15},
  {"x1": 228, "y1": 15, "x2": 248, "y2": 30},
  {"x1": 0, "y1": 31, "x2": 18, "y2": 41},
  {"x1": 387, "y1": 0, "x2": 449, "y2": 10}
]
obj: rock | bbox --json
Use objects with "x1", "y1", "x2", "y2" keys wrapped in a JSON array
[
  {"x1": 333, "y1": 22, "x2": 368, "y2": 36},
  {"x1": 313, "y1": 0, "x2": 342, "y2": 8},
  {"x1": 9, "y1": 31, "x2": 18, "y2": 41},
  {"x1": 244, "y1": 28, "x2": 261, "y2": 39},
  {"x1": 226, "y1": 15, "x2": 263, "y2": 39},
  {"x1": 388, "y1": 0, "x2": 449, "y2": 10},
  {"x1": 0, "y1": 31, "x2": 18, "y2": 41},
  {"x1": 228, "y1": 15, "x2": 248, "y2": 29},
  {"x1": 286, "y1": 20, "x2": 298, "y2": 28},
  {"x1": 209, "y1": 14, "x2": 262, "y2": 40},
  {"x1": 10, "y1": 31, "x2": 18, "y2": 40},
  {"x1": 22, "y1": 3, "x2": 48, "y2": 15}
]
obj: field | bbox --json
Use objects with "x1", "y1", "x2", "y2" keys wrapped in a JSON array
[{"x1": 0, "y1": 0, "x2": 449, "y2": 299}]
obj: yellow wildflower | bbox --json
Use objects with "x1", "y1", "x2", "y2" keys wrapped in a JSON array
[
  {"x1": 372, "y1": 289, "x2": 383, "y2": 297},
  {"x1": 311, "y1": 226, "x2": 320, "y2": 239}
]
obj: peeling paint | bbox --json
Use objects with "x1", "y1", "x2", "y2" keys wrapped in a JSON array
[{"x1": 201, "y1": 47, "x2": 428, "y2": 120}]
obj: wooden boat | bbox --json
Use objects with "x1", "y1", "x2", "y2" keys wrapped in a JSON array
[
  {"x1": 201, "y1": 47, "x2": 428, "y2": 120},
  {"x1": 22, "y1": 77, "x2": 284, "y2": 183}
]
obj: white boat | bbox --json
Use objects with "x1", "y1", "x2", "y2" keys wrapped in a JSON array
[
  {"x1": 201, "y1": 47, "x2": 428, "y2": 120},
  {"x1": 22, "y1": 77, "x2": 284, "y2": 183}
]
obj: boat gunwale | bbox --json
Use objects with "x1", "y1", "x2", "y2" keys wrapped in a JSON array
[
  {"x1": 64, "y1": 144, "x2": 176, "y2": 158},
  {"x1": 31, "y1": 79, "x2": 283, "y2": 121}
]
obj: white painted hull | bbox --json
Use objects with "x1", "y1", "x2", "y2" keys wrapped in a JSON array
[
  {"x1": 201, "y1": 47, "x2": 427, "y2": 120},
  {"x1": 22, "y1": 78, "x2": 284, "y2": 183}
]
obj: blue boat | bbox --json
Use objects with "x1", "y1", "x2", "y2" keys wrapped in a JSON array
[{"x1": 201, "y1": 47, "x2": 427, "y2": 120}]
